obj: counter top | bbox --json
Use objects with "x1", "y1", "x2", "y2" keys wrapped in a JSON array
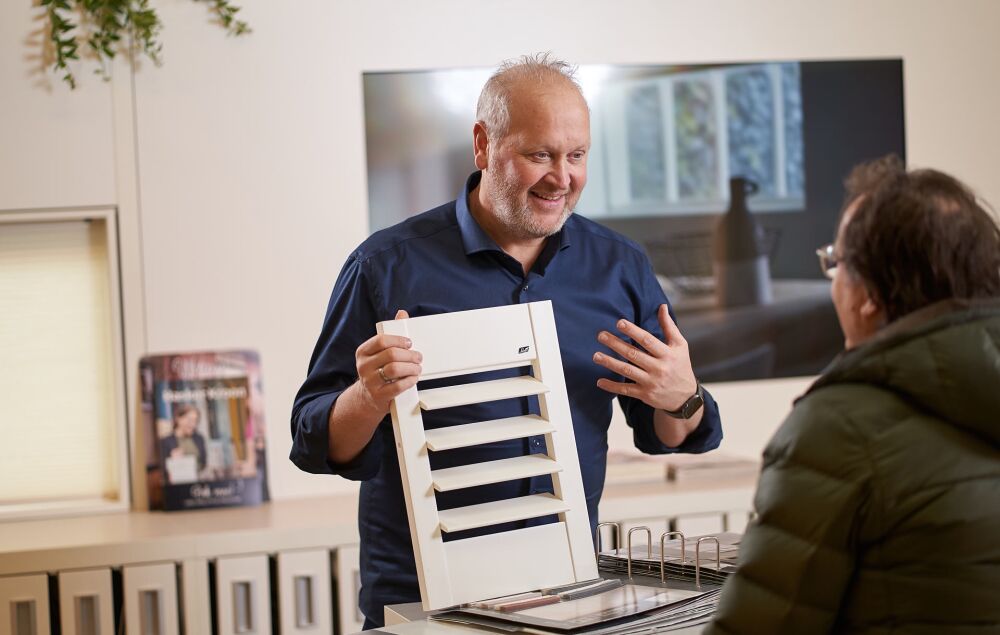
[{"x1": 0, "y1": 475, "x2": 756, "y2": 576}]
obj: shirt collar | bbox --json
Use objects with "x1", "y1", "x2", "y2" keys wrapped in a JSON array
[
  {"x1": 456, "y1": 171, "x2": 573, "y2": 257},
  {"x1": 456, "y1": 172, "x2": 497, "y2": 256}
]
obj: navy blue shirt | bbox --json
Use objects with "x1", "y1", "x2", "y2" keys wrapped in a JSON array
[{"x1": 290, "y1": 173, "x2": 722, "y2": 626}]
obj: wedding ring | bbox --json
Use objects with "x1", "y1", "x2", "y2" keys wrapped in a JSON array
[{"x1": 377, "y1": 366, "x2": 393, "y2": 384}]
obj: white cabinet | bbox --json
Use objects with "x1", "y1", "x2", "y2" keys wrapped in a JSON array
[
  {"x1": 0, "y1": 573, "x2": 50, "y2": 635},
  {"x1": 179, "y1": 559, "x2": 212, "y2": 635},
  {"x1": 123, "y1": 563, "x2": 179, "y2": 635},
  {"x1": 276, "y1": 549, "x2": 333, "y2": 635},
  {"x1": 334, "y1": 545, "x2": 364, "y2": 634},
  {"x1": 58, "y1": 569, "x2": 114, "y2": 635},
  {"x1": 215, "y1": 555, "x2": 271, "y2": 635}
]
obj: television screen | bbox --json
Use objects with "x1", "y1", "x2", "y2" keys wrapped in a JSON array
[{"x1": 363, "y1": 59, "x2": 905, "y2": 382}]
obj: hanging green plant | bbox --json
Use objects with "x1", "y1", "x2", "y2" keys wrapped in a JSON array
[{"x1": 41, "y1": 0, "x2": 251, "y2": 89}]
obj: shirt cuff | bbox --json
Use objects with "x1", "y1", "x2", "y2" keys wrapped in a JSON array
[
  {"x1": 289, "y1": 390, "x2": 383, "y2": 480},
  {"x1": 622, "y1": 387, "x2": 723, "y2": 455}
]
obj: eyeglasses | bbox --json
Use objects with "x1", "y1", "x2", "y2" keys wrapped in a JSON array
[{"x1": 816, "y1": 244, "x2": 839, "y2": 280}]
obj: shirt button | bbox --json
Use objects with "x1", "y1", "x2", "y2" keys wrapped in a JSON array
[{"x1": 522, "y1": 285, "x2": 529, "y2": 291}]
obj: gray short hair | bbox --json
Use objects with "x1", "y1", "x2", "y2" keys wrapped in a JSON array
[{"x1": 476, "y1": 52, "x2": 582, "y2": 142}]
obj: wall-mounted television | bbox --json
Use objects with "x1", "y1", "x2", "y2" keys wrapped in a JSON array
[{"x1": 363, "y1": 59, "x2": 905, "y2": 382}]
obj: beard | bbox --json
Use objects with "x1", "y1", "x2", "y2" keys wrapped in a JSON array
[{"x1": 490, "y1": 168, "x2": 575, "y2": 240}]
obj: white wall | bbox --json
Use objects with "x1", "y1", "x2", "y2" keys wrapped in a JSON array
[
  {"x1": 0, "y1": 2, "x2": 117, "y2": 210},
  {"x1": 4, "y1": 0, "x2": 1000, "y2": 502}
]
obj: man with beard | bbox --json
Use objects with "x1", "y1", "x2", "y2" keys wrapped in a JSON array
[{"x1": 290, "y1": 53, "x2": 723, "y2": 627}]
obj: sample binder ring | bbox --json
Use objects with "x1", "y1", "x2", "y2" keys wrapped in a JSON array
[
  {"x1": 595, "y1": 521, "x2": 621, "y2": 559},
  {"x1": 695, "y1": 536, "x2": 722, "y2": 588},
  {"x1": 659, "y1": 531, "x2": 686, "y2": 583},
  {"x1": 626, "y1": 526, "x2": 652, "y2": 579}
]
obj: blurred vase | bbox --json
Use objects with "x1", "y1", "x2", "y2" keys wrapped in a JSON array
[{"x1": 714, "y1": 177, "x2": 773, "y2": 307}]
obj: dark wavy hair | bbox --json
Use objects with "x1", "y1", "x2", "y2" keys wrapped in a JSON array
[{"x1": 839, "y1": 155, "x2": 1000, "y2": 322}]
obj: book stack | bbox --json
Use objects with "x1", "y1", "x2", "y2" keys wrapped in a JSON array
[
  {"x1": 604, "y1": 450, "x2": 759, "y2": 486},
  {"x1": 665, "y1": 455, "x2": 760, "y2": 484}
]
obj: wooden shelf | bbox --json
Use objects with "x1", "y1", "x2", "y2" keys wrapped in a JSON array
[
  {"x1": 418, "y1": 377, "x2": 548, "y2": 411},
  {"x1": 437, "y1": 494, "x2": 569, "y2": 533},
  {"x1": 0, "y1": 495, "x2": 361, "y2": 576},
  {"x1": 0, "y1": 480, "x2": 757, "y2": 576},
  {"x1": 430, "y1": 455, "x2": 562, "y2": 492},
  {"x1": 424, "y1": 415, "x2": 554, "y2": 452}
]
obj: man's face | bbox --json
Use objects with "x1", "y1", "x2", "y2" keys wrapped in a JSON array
[{"x1": 480, "y1": 83, "x2": 590, "y2": 241}]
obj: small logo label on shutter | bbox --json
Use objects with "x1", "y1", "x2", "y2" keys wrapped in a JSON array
[{"x1": 518, "y1": 346, "x2": 530, "y2": 354}]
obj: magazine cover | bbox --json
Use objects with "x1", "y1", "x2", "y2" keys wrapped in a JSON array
[{"x1": 138, "y1": 350, "x2": 269, "y2": 511}]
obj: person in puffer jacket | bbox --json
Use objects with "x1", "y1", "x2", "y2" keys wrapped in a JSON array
[{"x1": 706, "y1": 155, "x2": 1000, "y2": 634}]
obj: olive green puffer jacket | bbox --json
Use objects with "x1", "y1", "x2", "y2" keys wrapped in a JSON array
[{"x1": 706, "y1": 299, "x2": 1000, "y2": 634}]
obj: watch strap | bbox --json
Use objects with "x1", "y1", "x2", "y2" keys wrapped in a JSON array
[{"x1": 660, "y1": 383, "x2": 704, "y2": 419}]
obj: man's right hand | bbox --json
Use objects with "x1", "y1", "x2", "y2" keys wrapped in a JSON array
[
  {"x1": 327, "y1": 309, "x2": 422, "y2": 465},
  {"x1": 354, "y1": 309, "x2": 422, "y2": 416}
]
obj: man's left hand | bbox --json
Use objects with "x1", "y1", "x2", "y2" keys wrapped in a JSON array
[{"x1": 593, "y1": 304, "x2": 698, "y2": 412}]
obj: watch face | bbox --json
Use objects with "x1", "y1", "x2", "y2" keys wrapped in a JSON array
[
  {"x1": 663, "y1": 385, "x2": 703, "y2": 419},
  {"x1": 682, "y1": 394, "x2": 705, "y2": 419}
]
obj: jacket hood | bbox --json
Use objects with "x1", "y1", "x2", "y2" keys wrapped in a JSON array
[{"x1": 806, "y1": 298, "x2": 1000, "y2": 446}]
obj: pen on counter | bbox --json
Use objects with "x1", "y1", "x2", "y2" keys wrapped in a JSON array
[
  {"x1": 538, "y1": 578, "x2": 603, "y2": 595},
  {"x1": 468, "y1": 591, "x2": 542, "y2": 610},
  {"x1": 557, "y1": 578, "x2": 623, "y2": 600},
  {"x1": 495, "y1": 594, "x2": 562, "y2": 612}
]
